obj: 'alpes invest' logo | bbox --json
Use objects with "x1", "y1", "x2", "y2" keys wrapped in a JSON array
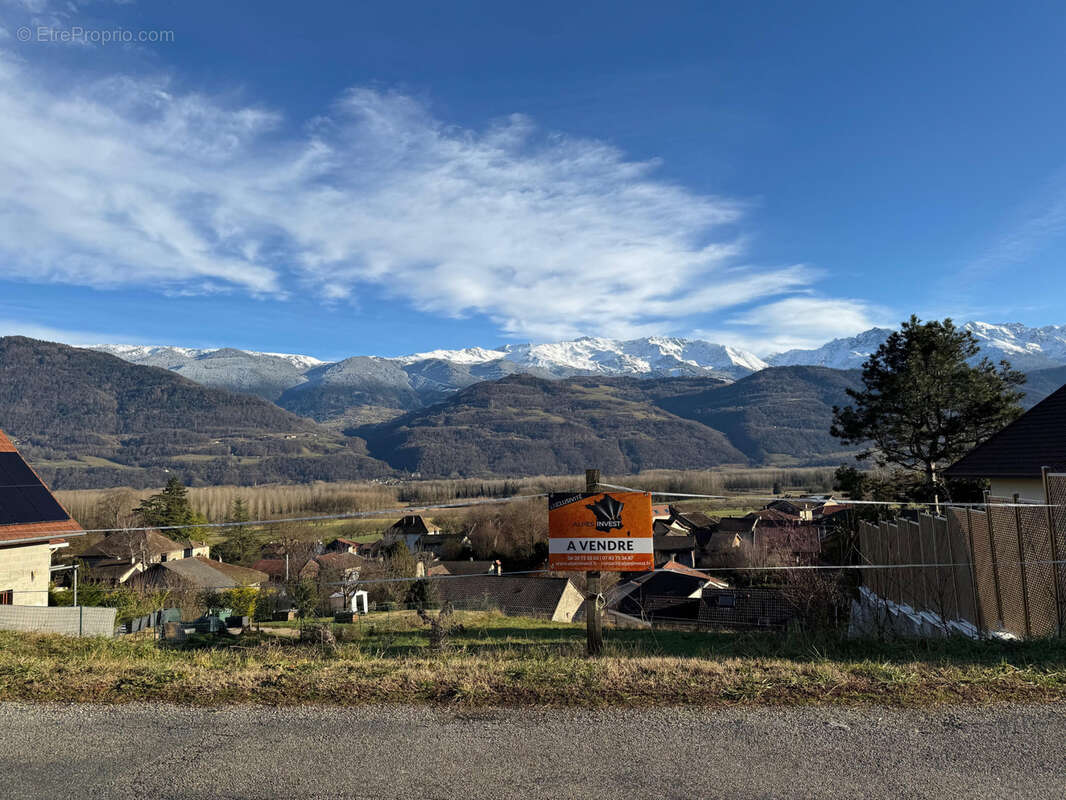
[{"x1": 585, "y1": 495, "x2": 624, "y2": 530}]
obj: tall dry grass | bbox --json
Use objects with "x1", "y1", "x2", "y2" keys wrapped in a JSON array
[{"x1": 53, "y1": 466, "x2": 839, "y2": 531}]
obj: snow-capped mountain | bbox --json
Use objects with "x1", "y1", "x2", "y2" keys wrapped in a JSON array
[
  {"x1": 89, "y1": 344, "x2": 327, "y2": 400},
  {"x1": 397, "y1": 336, "x2": 767, "y2": 378},
  {"x1": 92, "y1": 344, "x2": 325, "y2": 371},
  {"x1": 767, "y1": 328, "x2": 894, "y2": 370},
  {"x1": 766, "y1": 322, "x2": 1066, "y2": 371},
  {"x1": 82, "y1": 323, "x2": 1065, "y2": 418},
  {"x1": 960, "y1": 322, "x2": 1066, "y2": 371}
]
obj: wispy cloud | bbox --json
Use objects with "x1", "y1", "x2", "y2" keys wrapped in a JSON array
[
  {"x1": 0, "y1": 43, "x2": 849, "y2": 341},
  {"x1": 696, "y1": 296, "x2": 892, "y2": 355}
]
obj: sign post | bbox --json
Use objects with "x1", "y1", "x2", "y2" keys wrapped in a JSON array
[{"x1": 548, "y1": 469, "x2": 654, "y2": 656}]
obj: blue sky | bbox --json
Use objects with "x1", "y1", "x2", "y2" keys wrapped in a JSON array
[{"x1": 1, "y1": 0, "x2": 1064, "y2": 359}]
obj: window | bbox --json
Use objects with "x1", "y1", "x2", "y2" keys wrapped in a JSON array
[{"x1": 0, "y1": 590, "x2": 12, "y2": 605}]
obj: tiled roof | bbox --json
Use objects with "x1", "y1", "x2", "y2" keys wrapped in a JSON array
[
  {"x1": 0, "y1": 428, "x2": 83, "y2": 544},
  {"x1": 82, "y1": 529, "x2": 187, "y2": 560},
  {"x1": 748, "y1": 508, "x2": 802, "y2": 523},
  {"x1": 432, "y1": 575, "x2": 574, "y2": 615},
  {"x1": 137, "y1": 556, "x2": 268, "y2": 589},
  {"x1": 312, "y1": 552, "x2": 363, "y2": 572},
  {"x1": 718, "y1": 516, "x2": 757, "y2": 533},
  {"x1": 653, "y1": 534, "x2": 696, "y2": 550},
  {"x1": 432, "y1": 560, "x2": 495, "y2": 575},
  {"x1": 660, "y1": 559, "x2": 729, "y2": 587},
  {"x1": 671, "y1": 509, "x2": 718, "y2": 530},
  {"x1": 385, "y1": 515, "x2": 440, "y2": 535},
  {"x1": 251, "y1": 558, "x2": 287, "y2": 579},
  {"x1": 945, "y1": 383, "x2": 1066, "y2": 478}
]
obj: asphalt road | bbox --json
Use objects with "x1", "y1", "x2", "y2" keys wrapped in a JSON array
[{"x1": 1, "y1": 703, "x2": 1064, "y2": 799}]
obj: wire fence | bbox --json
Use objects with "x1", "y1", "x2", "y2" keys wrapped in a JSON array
[{"x1": 858, "y1": 474, "x2": 1066, "y2": 638}]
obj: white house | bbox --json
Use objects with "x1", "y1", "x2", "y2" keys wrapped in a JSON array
[{"x1": 0, "y1": 430, "x2": 82, "y2": 606}]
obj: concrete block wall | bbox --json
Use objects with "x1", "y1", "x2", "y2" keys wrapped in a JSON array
[{"x1": 0, "y1": 605, "x2": 117, "y2": 636}]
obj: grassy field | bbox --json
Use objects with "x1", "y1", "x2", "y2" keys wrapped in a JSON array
[{"x1": 3, "y1": 610, "x2": 1065, "y2": 707}]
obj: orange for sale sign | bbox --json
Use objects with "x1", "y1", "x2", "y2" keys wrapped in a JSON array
[{"x1": 548, "y1": 492, "x2": 654, "y2": 572}]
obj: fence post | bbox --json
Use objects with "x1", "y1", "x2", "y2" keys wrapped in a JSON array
[
  {"x1": 941, "y1": 515, "x2": 960, "y2": 622},
  {"x1": 1011, "y1": 493, "x2": 1033, "y2": 638},
  {"x1": 984, "y1": 492, "x2": 1005, "y2": 631},
  {"x1": 964, "y1": 508, "x2": 985, "y2": 634},
  {"x1": 915, "y1": 517, "x2": 930, "y2": 613},
  {"x1": 585, "y1": 468, "x2": 604, "y2": 658},
  {"x1": 1042, "y1": 467, "x2": 1063, "y2": 636},
  {"x1": 78, "y1": 605, "x2": 83, "y2": 637}
]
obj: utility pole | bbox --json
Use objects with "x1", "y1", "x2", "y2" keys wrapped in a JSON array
[{"x1": 585, "y1": 468, "x2": 604, "y2": 657}]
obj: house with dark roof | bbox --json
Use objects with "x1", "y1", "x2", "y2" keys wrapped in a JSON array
[
  {"x1": 945, "y1": 382, "x2": 1066, "y2": 502},
  {"x1": 130, "y1": 556, "x2": 268, "y2": 590},
  {"x1": 652, "y1": 533, "x2": 696, "y2": 568},
  {"x1": 431, "y1": 574, "x2": 585, "y2": 621},
  {"x1": 423, "y1": 559, "x2": 496, "y2": 577},
  {"x1": 0, "y1": 430, "x2": 82, "y2": 606},
  {"x1": 80, "y1": 530, "x2": 210, "y2": 583},
  {"x1": 383, "y1": 514, "x2": 441, "y2": 553},
  {"x1": 607, "y1": 561, "x2": 728, "y2": 623}
]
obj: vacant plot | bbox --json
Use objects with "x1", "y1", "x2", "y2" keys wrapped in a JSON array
[{"x1": 2, "y1": 611, "x2": 1066, "y2": 707}]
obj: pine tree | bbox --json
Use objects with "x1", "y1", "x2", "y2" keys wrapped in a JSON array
[
  {"x1": 831, "y1": 316, "x2": 1025, "y2": 507},
  {"x1": 134, "y1": 477, "x2": 206, "y2": 540}
]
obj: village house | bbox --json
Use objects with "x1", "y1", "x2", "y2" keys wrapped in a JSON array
[
  {"x1": 129, "y1": 557, "x2": 269, "y2": 591},
  {"x1": 945, "y1": 382, "x2": 1066, "y2": 502},
  {"x1": 79, "y1": 529, "x2": 210, "y2": 584},
  {"x1": 432, "y1": 574, "x2": 585, "y2": 622},
  {"x1": 382, "y1": 514, "x2": 441, "y2": 553},
  {"x1": 604, "y1": 561, "x2": 729, "y2": 624},
  {"x1": 0, "y1": 430, "x2": 82, "y2": 606}
]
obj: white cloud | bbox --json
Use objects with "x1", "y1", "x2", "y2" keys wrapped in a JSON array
[
  {"x1": 0, "y1": 46, "x2": 853, "y2": 341},
  {"x1": 696, "y1": 296, "x2": 892, "y2": 355}
]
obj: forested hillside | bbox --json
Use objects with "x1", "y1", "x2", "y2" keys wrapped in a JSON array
[
  {"x1": 0, "y1": 337, "x2": 389, "y2": 488},
  {"x1": 356, "y1": 374, "x2": 749, "y2": 476},
  {"x1": 655, "y1": 366, "x2": 864, "y2": 464},
  {"x1": 4, "y1": 337, "x2": 1064, "y2": 487}
]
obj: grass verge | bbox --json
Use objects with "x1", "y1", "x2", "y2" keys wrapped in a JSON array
[{"x1": 3, "y1": 610, "x2": 1066, "y2": 707}]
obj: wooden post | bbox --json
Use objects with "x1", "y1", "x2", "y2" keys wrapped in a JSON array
[
  {"x1": 585, "y1": 468, "x2": 604, "y2": 657},
  {"x1": 1042, "y1": 467, "x2": 1063, "y2": 636}
]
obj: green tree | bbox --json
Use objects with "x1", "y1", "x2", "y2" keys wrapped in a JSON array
[
  {"x1": 229, "y1": 497, "x2": 250, "y2": 523},
  {"x1": 134, "y1": 477, "x2": 206, "y2": 540},
  {"x1": 831, "y1": 317, "x2": 1025, "y2": 507},
  {"x1": 383, "y1": 541, "x2": 417, "y2": 606},
  {"x1": 287, "y1": 578, "x2": 321, "y2": 619},
  {"x1": 212, "y1": 497, "x2": 259, "y2": 565}
]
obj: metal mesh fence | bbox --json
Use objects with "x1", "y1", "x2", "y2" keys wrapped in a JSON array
[
  {"x1": 945, "y1": 510, "x2": 979, "y2": 627},
  {"x1": 1016, "y1": 504, "x2": 1057, "y2": 638},
  {"x1": 860, "y1": 498, "x2": 1066, "y2": 639},
  {"x1": 1047, "y1": 474, "x2": 1066, "y2": 633},
  {"x1": 986, "y1": 498, "x2": 1028, "y2": 637}
]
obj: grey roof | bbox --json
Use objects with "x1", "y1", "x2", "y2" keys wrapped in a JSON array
[
  {"x1": 653, "y1": 534, "x2": 696, "y2": 551},
  {"x1": 945, "y1": 383, "x2": 1066, "y2": 478},
  {"x1": 135, "y1": 556, "x2": 267, "y2": 589},
  {"x1": 431, "y1": 575, "x2": 574, "y2": 616}
]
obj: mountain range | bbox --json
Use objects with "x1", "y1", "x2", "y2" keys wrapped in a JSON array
[
  {"x1": 1, "y1": 321, "x2": 1063, "y2": 488},
  {"x1": 90, "y1": 322, "x2": 1066, "y2": 426}
]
